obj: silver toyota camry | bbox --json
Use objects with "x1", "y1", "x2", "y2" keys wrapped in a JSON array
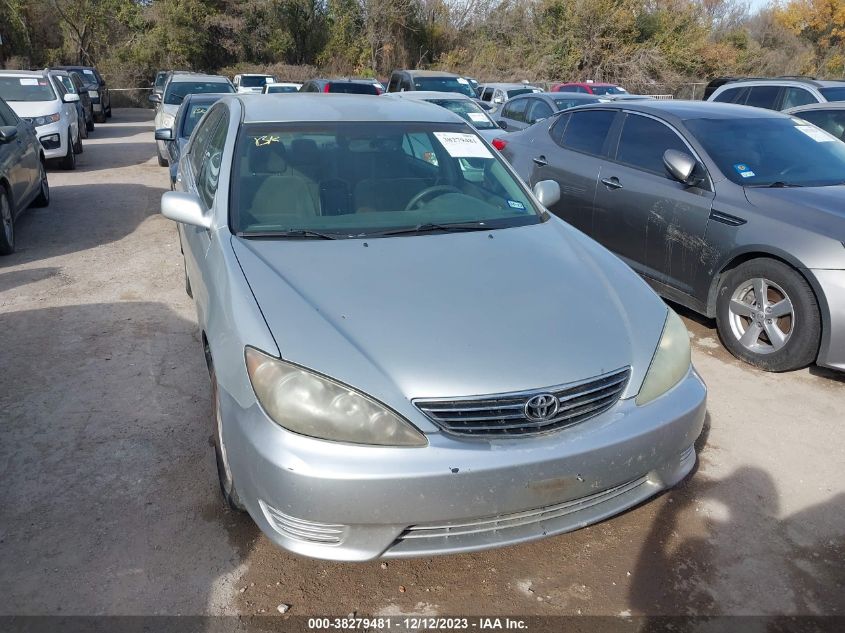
[{"x1": 161, "y1": 94, "x2": 706, "y2": 561}]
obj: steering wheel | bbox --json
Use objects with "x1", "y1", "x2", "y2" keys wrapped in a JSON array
[{"x1": 404, "y1": 185, "x2": 461, "y2": 211}]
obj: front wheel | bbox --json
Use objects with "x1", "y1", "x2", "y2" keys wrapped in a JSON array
[
  {"x1": 31, "y1": 161, "x2": 50, "y2": 208},
  {"x1": 60, "y1": 133, "x2": 76, "y2": 170},
  {"x1": 716, "y1": 258, "x2": 820, "y2": 371},
  {"x1": 0, "y1": 188, "x2": 15, "y2": 255},
  {"x1": 210, "y1": 363, "x2": 245, "y2": 512}
]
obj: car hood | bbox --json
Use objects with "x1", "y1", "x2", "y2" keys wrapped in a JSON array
[
  {"x1": 744, "y1": 186, "x2": 845, "y2": 242},
  {"x1": 7, "y1": 100, "x2": 61, "y2": 118},
  {"x1": 231, "y1": 222, "x2": 667, "y2": 403}
]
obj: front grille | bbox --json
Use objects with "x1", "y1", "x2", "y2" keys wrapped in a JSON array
[
  {"x1": 259, "y1": 500, "x2": 346, "y2": 545},
  {"x1": 414, "y1": 367, "x2": 630, "y2": 437},
  {"x1": 399, "y1": 475, "x2": 649, "y2": 541}
]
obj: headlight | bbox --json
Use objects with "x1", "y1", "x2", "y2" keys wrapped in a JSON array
[
  {"x1": 33, "y1": 113, "x2": 61, "y2": 127},
  {"x1": 88, "y1": 90, "x2": 99, "y2": 99},
  {"x1": 245, "y1": 347, "x2": 427, "y2": 447},
  {"x1": 160, "y1": 114, "x2": 175, "y2": 129},
  {"x1": 636, "y1": 309, "x2": 691, "y2": 406}
]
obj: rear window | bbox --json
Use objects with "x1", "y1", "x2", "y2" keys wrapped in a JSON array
[
  {"x1": 554, "y1": 97, "x2": 598, "y2": 110},
  {"x1": 241, "y1": 76, "x2": 274, "y2": 88},
  {"x1": 266, "y1": 85, "x2": 299, "y2": 94},
  {"x1": 0, "y1": 76, "x2": 56, "y2": 102},
  {"x1": 412, "y1": 77, "x2": 475, "y2": 98},
  {"x1": 556, "y1": 110, "x2": 615, "y2": 155},
  {"x1": 427, "y1": 98, "x2": 497, "y2": 130},
  {"x1": 589, "y1": 85, "x2": 626, "y2": 95},
  {"x1": 164, "y1": 81, "x2": 234, "y2": 105},
  {"x1": 506, "y1": 88, "x2": 540, "y2": 98},
  {"x1": 327, "y1": 82, "x2": 379, "y2": 95}
]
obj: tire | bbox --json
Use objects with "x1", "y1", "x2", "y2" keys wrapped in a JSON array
[
  {"x1": 95, "y1": 111, "x2": 106, "y2": 124},
  {"x1": 184, "y1": 258, "x2": 193, "y2": 298},
  {"x1": 157, "y1": 150, "x2": 168, "y2": 167},
  {"x1": 210, "y1": 362, "x2": 245, "y2": 511},
  {"x1": 86, "y1": 115, "x2": 95, "y2": 132},
  {"x1": 80, "y1": 118, "x2": 88, "y2": 139},
  {"x1": 0, "y1": 188, "x2": 15, "y2": 255},
  {"x1": 31, "y1": 160, "x2": 50, "y2": 208},
  {"x1": 106, "y1": 104, "x2": 112, "y2": 118},
  {"x1": 73, "y1": 129, "x2": 83, "y2": 154},
  {"x1": 716, "y1": 258, "x2": 820, "y2": 371},
  {"x1": 60, "y1": 134, "x2": 76, "y2": 170}
]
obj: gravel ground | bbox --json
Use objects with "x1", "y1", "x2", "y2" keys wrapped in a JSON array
[{"x1": 0, "y1": 109, "x2": 842, "y2": 619}]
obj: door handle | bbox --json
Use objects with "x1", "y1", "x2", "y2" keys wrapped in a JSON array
[
  {"x1": 532, "y1": 155, "x2": 547, "y2": 167},
  {"x1": 601, "y1": 177, "x2": 623, "y2": 190}
]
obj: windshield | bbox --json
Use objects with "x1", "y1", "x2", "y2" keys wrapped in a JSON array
[
  {"x1": 231, "y1": 122, "x2": 540, "y2": 237},
  {"x1": 413, "y1": 77, "x2": 475, "y2": 98},
  {"x1": 326, "y1": 82, "x2": 379, "y2": 95},
  {"x1": 164, "y1": 81, "x2": 233, "y2": 105},
  {"x1": 64, "y1": 68, "x2": 98, "y2": 89},
  {"x1": 590, "y1": 85, "x2": 626, "y2": 95},
  {"x1": 241, "y1": 75, "x2": 273, "y2": 88},
  {"x1": 0, "y1": 76, "x2": 56, "y2": 102},
  {"x1": 266, "y1": 85, "x2": 299, "y2": 93},
  {"x1": 426, "y1": 99, "x2": 497, "y2": 130},
  {"x1": 819, "y1": 87, "x2": 845, "y2": 102},
  {"x1": 506, "y1": 88, "x2": 539, "y2": 98},
  {"x1": 686, "y1": 116, "x2": 845, "y2": 187},
  {"x1": 180, "y1": 101, "x2": 217, "y2": 138}
]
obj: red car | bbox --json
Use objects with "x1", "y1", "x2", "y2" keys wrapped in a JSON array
[{"x1": 552, "y1": 82, "x2": 628, "y2": 96}]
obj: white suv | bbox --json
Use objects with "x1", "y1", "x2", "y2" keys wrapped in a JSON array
[
  {"x1": 708, "y1": 78, "x2": 845, "y2": 111},
  {"x1": 233, "y1": 74, "x2": 276, "y2": 94},
  {"x1": 0, "y1": 70, "x2": 82, "y2": 169}
]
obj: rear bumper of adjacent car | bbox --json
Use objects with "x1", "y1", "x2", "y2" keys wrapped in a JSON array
[
  {"x1": 812, "y1": 269, "x2": 845, "y2": 371},
  {"x1": 36, "y1": 121, "x2": 67, "y2": 160},
  {"x1": 220, "y1": 366, "x2": 707, "y2": 561}
]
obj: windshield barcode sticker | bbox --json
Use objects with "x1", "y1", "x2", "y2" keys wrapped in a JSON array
[
  {"x1": 468, "y1": 112, "x2": 488, "y2": 123},
  {"x1": 795, "y1": 125, "x2": 834, "y2": 142},
  {"x1": 19, "y1": 78, "x2": 38, "y2": 85},
  {"x1": 433, "y1": 132, "x2": 493, "y2": 159}
]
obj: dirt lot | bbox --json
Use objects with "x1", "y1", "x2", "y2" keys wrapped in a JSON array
[{"x1": 0, "y1": 109, "x2": 843, "y2": 619}]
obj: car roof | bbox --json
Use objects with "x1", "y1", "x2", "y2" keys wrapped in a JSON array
[
  {"x1": 235, "y1": 93, "x2": 466, "y2": 124},
  {"x1": 580, "y1": 99, "x2": 785, "y2": 120},
  {"x1": 0, "y1": 69, "x2": 46, "y2": 77},
  {"x1": 559, "y1": 82, "x2": 616, "y2": 87},
  {"x1": 715, "y1": 77, "x2": 845, "y2": 90},
  {"x1": 481, "y1": 83, "x2": 538, "y2": 89},
  {"x1": 388, "y1": 91, "x2": 472, "y2": 101},
  {"x1": 169, "y1": 73, "x2": 230, "y2": 83},
  {"x1": 400, "y1": 70, "x2": 461, "y2": 78}
]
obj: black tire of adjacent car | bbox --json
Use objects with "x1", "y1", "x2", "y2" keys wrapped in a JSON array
[
  {"x1": 32, "y1": 161, "x2": 50, "y2": 208},
  {"x1": 157, "y1": 151, "x2": 168, "y2": 167},
  {"x1": 86, "y1": 116, "x2": 95, "y2": 132},
  {"x1": 73, "y1": 130, "x2": 83, "y2": 154},
  {"x1": 0, "y1": 187, "x2": 15, "y2": 255},
  {"x1": 106, "y1": 105, "x2": 112, "y2": 118},
  {"x1": 210, "y1": 362, "x2": 245, "y2": 512},
  {"x1": 80, "y1": 119, "x2": 88, "y2": 139},
  {"x1": 60, "y1": 134, "x2": 76, "y2": 170},
  {"x1": 716, "y1": 258, "x2": 821, "y2": 372},
  {"x1": 184, "y1": 258, "x2": 193, "y2": 298}
]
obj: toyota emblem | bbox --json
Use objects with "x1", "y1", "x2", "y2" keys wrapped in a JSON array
[{"x1": 524, "y1": 393, "x2": 559, "y2": 421}]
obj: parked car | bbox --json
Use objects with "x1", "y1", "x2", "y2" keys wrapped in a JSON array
[
  {"x1": 155, "y1": 93, "x2": 230, "y2": 189},
  {"x1": 477, "y1": 83, "x2": 542, "y2": 112},
  {"x1": 53, "y1": 65, "x2": 111, "y2": 122},
  {"x1": 385, "y1": 90, "x2": 503, "y2": 141},
  {"x1": 495, "y1": 100, "x2": 845, "y2": 372},
  {"x1": 150, "y1": 72, "x2": 235, "y2": 166},
  {"x1": 708, "y1": 78, "x2": 845, "y2": 111},
  {"x1": 159, "y1": 93, "x2": 706, "y2": 561},
  {"x1": 386, "y1": 70, "x2": 476, "y2": 98},
  {"x1": 234, "y1": 73, "x2": 277, "y2": 94},
  {"x1": 497, "y1": 92, "x2": 653, "y2": 131},
  {"x1": 0, "y1": 70, "x2": 81, "y2": 170},
  {"x1": 785, "y1": 101, "x2": 845, "y2": 140},
  {"x1": 299, "y1": 79, "x2": 381, "y2": 94},
  {"x1": 0, "y1": 95, "x2": 50, "y2": 254},
  {"x1": 48, "y1": 69, "x2": 91, "y2": 140},
  {"x1": 262, "y1": 82, "x2": 301, "y2": 94},
  {"x1": 551, "y1": 82, "x2": 628, "y2": 95}
]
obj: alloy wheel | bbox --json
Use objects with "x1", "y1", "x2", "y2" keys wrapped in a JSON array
[
  {"x1": 1, "y1": 193, "x2": 12, "y2": 244},
  {"x1": 727, "y1": 277, "x2": 794, "y2": 354}
]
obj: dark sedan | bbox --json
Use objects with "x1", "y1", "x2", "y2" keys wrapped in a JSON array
[
  {"x1": 496, "y1": 101, "x2": 845, "y2": 372},
  {"x1": 497, "y1": 92, "x2": 653, "y2": 132}
]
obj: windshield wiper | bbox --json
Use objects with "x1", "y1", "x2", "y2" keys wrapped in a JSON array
[
  {"x1": 238, "y1": 229, "x2": 338, "y2": 240},
  {"x1": 374, "y1": 221, "x2": 490, "y2": 237},
  {"x1": 749, "y1": 181, "x2": 804, "y2": 188}
]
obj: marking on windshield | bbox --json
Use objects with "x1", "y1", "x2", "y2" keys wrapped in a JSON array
[
  {"x1": 733, "y1": 163, "x2": 755, "y2": 178},
  {"x1": 433, "y1": 132, "x2": 493, "y2": 159},
  {"x1": 253, "y1": 135, "x2": 281, "y2": 147}
]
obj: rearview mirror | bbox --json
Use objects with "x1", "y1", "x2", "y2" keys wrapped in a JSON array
[
  {"x1": 63, "y1": 93, "x2": 80, "y2": 103},
  {"x1": 154, "y1": 128, "x2": 174, "y2": 141},
  {"x1": 161, "y1": 191, "x2": 211, "y2": 229},
  {"x1": 0, "y1": 125, "x2": 18, "y2": 144},
  {"x1": 663, "y1": 149, "x2": 701, "y2": 186},
  {"x1": 533, "y1": 180, "x2": 561, "y2": 208},
  {"x1": 148, "y1": 93, "x2": 161, "y2": 104}
]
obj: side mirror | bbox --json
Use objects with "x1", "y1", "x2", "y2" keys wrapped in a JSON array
[
  {"x1": 154, "y1": 128, "x2": 174, "y2": 141},
  {"x1": 498, "y1": 120, "x2": 508, "y2": 130},
  {"x1": 533, "y1": 180, "x2": 561, "y2": 208},
  {"x1": 63, "y1": 93, "x2": 80, "y2": 103},
  {"x1": 0, "y1": 125, "x2": 18, "y2": 144},
  {"x1": 161, "y1": 191, "x2": 211, "y2": 229},
  {"x1": 148, "y1": 93, "x2": 162, "y2": 104},
  {"x1": 663, "y1": 149, "x2": 701, "y2": 186}
]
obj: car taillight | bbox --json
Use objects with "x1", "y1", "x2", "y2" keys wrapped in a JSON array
[
  {"x1": 375, "y1": 87, "x2": 383, "y2": 95},
  {"x1": 491, "y1": 138, "x2": 507, "y2": 151},
  {"x1": 323, "y1": 83, "x2": 331, "y2": 93}
]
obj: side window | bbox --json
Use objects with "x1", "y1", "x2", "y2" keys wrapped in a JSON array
[
  {"x1": 481, "y1": 87, "x2": 493, "y2": 102},
  {"x1": 0, "y1": 99, "x2": 19, "y2": 126},
  {"x1": 781, "y1": 87, "x2": 817, "y2": 110},
  {"x1": 745, "y1": 86, "x2": 781, "y2": 110},
  {"x1": 527, "y1": 100, "x2": 553, "y2": 124},
  {"x1": 549, "y1": 113, "x2": 571, "y2": 145},
  {"x1": 557, "y1": 110, "x2": 615, "y2": 155},
  {"x1": 712, "y1": 87, "x2": 741, "y2": 103},
  {"x1": 615, "y1": 114, "x2": 691, "y2": 176},
  {"x1": 400, "y1": 77, "x2": 412, "y2": 91},
  {"x1": 189, "y1": 107, "x2": 224, "y2": 179},
  {"x1": 387, "y1": 74, "x2": 399, "y2": 93},
  {"x1": 197, "y1": 110, "x2": 229, "y2": 208},
  {"x1": 501, "y1": 98, "x2": 528, "y2": 122},
  {"x1": 402, "y1": 132, "x2": 438, "y2": 166}
]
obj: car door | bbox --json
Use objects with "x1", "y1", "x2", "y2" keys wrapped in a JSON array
[
  {"x1": 527, "y1": 109, "x2": 616, "y2": 235},
  {"x1": 0, "y1": 98, "x2": 36, "y2": 205},
  {"x1": 592, "y1": 112, "x2": 715, "y2": 295}
]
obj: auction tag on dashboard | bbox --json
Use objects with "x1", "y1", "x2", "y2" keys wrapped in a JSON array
[
  {"x1": 456, "y1": 77, "x2": 470, "y2": 85},
  {"x1": 19, "y1": 78, "x2": 38, "y2": 85},
  {"x1": 467, "y1": 112, "x2": 487, "y2": 123},
  {"x1": 795, "y1": 125, "x2": 834, "y2": 142},
  {"x1": 433, "y1": 132, "x2": 493, "y2": 159}
]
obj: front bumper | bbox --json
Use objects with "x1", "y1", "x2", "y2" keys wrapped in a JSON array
[
  {"x1": 221, "y1": 367, "x2": 706, "y2": 561},
  {"x1": 813, "y1": 269, "x2": 845, "y2": 371},
  {"x1": 36, "y1": 121, "x2": 67, "y2": 160}
]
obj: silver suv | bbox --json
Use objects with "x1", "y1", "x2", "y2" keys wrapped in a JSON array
[{"x1": 708, "y1": 78, "x2": 845, "y2": 111}]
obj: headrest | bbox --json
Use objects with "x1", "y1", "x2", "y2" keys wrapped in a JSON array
[
  {"x1": 247, "y1": 139, "x2": 287, "y2": 174},
  {"x1": 290, "y1": 138, "x2": 320, "y2": 163}
]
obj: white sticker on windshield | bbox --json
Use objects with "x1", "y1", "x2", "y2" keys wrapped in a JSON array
[
  {"x1": 83, "y1": 69, "x2": 95, "y2": 75},
  {"x1": 433, "y1": 132, "x2": 493, "y2": 159},
  {"x1": 456, "y1": 77, "x2": 469, "y2": 85},
  {"x1": 19, "y1": 78, "x2": 38, "y2": 86},
  {"x1": 796, "y1": 125, "x2": 835, "y2": 142},
  {"x1": 467, "y1": 112, "x2": 487, "y2": 123}
]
